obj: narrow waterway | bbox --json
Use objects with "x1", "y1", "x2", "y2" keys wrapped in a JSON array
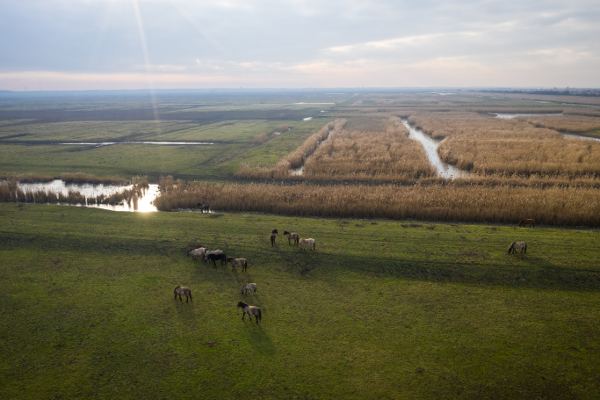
[
  {"x1": 17, "y1": 180, "x2": 159, "y2": 212},
  {"x1": 290, "y1": 129, "x2": 334, "y2": 176},
  {"x1": 401, "y1": 119, "x2": 470, "y2": 180},
  {"x1": 493, "y1": 113, "x2": 563, "y2": 119},
  {"x1": 491, "y1": 113, "x2": 600, "y2": 143}
]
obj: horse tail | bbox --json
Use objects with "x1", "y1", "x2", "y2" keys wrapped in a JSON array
[
  {"x1": 257, "y1": 308, "x2": 262, "y2": 321},
  {"x1": 189, "y1": 291, "x2": 193, "y2": 301},
  {"x1": 507, "y1": 242, "x2": 514, "y2": 254},
  {"x1": 518, "y1": 219, "x2": 523, "y2": 227},
  {"x1": 524, "y1": 243, "x2": 527, "y2": 253}
]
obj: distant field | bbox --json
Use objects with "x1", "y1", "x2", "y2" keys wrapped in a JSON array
[
  {"x1": 0, "y1": 95, "x2": 330, "y2": 181},
  {"x1": 1, "y1": 203, "x2": 599, "y2": 399}
]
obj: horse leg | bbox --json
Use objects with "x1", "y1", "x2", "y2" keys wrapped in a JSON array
[
  {"x1": 179, "y1": 294, "x2": 182, "y2": 302},
  {"x1": 242, "y1": 312, "x2": 245, "y2": 320}
]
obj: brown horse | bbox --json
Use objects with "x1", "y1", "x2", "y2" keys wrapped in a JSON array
[
  {"x1": 270, "y1": 229, "x2": 278, "y2": 247},
  {"x1": 283, "y1": 230, "x2": 299, "y2": 246},
  {"x1": 237, "y1": 301, "x2": 262, "y2": 322},
  {"x1": 507, "y1": 242, "x2": 527, "y2": 254},
  {"x1": 174, "y1": 286, "x2": 193, "y2": 302},
  {"x1": 227, "y1": 257, "x2": 248, "y2": 272},
  {"x1": 519, "y1": 219, "x2": 535, "y2": 228}
]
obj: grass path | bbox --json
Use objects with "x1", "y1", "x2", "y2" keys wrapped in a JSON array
[{"x1": 1, "y1": 204, "x2": 599, "y2": 399}]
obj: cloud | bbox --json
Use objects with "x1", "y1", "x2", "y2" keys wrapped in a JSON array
[{"x1": 0, "y1": 0, "x2": 599, "y2": 88}]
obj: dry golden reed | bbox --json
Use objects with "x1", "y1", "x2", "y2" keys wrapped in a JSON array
[
  {"x1": 154, "y1": 181, "x2": 600, "y2": 226},
  {"x1": 0, "y1": 173, "x2": 54, "y2": 183},
  {"x1": 236, "y1": 119, "x2": 345, "y2": 180},
  {"x1": 518, "y1": 115, "x2": 600, "y2": 133},
  {"x1": 302, "y1": 116, "x2": 435, "y2": 182},
  {"x1": 408, "y1": 112, "x2": 600, "y2": 178},
  {"x1": 60, "y1": 172, "x2": 128, "y2": 185}
]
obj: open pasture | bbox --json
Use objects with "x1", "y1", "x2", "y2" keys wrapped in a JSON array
[{"x1": 1, "y1": 203, "x2": 599, "y2": 399}]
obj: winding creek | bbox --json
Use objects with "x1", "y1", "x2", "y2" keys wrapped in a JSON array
[{"x1": 401, "y1": 119, "x2": 470, "y2": 180}]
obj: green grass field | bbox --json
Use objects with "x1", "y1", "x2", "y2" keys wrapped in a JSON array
[
  {"x1": 0, "y1": 118, "x2": 327, "y2": 181},
  {"x1": 1, "y1": 203, "x2": 599, "y2": 399}
]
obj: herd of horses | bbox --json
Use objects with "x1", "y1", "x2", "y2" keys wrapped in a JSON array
[
  {"x1": 176, "y1": 218, "x2": 535, "y2": 322},
  {"x1": 179, "y1": 227, "x2": 317, "y2": 322}
]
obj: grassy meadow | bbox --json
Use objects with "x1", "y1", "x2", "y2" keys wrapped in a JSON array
[{"x1": 1, "y1": 203, "x2": 600, "y2": 399}]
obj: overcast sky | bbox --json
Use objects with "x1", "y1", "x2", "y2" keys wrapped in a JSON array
[{"x1": 0, "y1": 0, "x2": 598, "y2": 90}]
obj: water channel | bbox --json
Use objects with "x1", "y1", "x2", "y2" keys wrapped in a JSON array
[
  {"x1": 16, "y1": 180, "x2": 160, "y2": 212},
  {"x1": 491, "y1": 113, "x2": 600, "y2": 143},
  {"x1": 401, "y1": 119, "x2": 470, "y2": 180},
  {"x1": 290, "y1": 129, "x2": 335, "y2": 176}
]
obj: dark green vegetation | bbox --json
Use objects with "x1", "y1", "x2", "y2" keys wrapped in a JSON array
[{"x1": 1, "y1": 203, "x2": 599, "y2": 399}]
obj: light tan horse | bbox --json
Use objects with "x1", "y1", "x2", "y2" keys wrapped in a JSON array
[
  {"x1": 518, "y1": 219, "x2": 535, "y2": 228},
  {"x1": 299, "y1": 238, "x2": 316, "y2": 250},
  {"x1": 237, "y1": 301, "x2": 262, "y2": 322},
  {"x1": 507, "y1": 242, "x2": 527, "y2": 254},
  {"x1": 241, "y1": 283, "x2": 257, "y2": 295},
  {"x1": 283, "y1": 231, "x2": 299, "y2": 246},
  {"x1": 174, "y1": 286, "x2": 193, "y2": 302},
  {"x1": 227, "y1": 257, "x2": 248, "y2": 272}
]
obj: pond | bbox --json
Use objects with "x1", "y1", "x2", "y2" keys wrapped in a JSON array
[{"x1": 17, "y1": 180, "x2": 159, "y2": 212}]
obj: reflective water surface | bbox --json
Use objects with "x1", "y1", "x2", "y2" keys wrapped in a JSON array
[
  {"x1": 401, "y1": 119, "x2": 470, "y2": 180},
  {"x1": 18, "y1": 180, "x2": 159, "y2": 212}
]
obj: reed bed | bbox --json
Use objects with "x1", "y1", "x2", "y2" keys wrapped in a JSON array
[
  {"x1": 251, "y1": 133, "x2": 270, "y2": 146},
  {"x1": 60, "y1": 172, "x2": 129, "y2": 185},
  {"x1": 518, "y1": 115, "x2": 600, "y2": 133},
  {"x1": 235, "y1": 120, "x2": 345, "y2": 180},
  {"x1": 302, "y1": 117, "x2": 435, "y2": 181},
  {"x1": 408, "y1": 112, "x2": 600, "y2": 177},
  {"x1": 154, "y1": 181, "x2": 600, "y2": 226},
  {"x1": 0, "y1": 173, "x2": 54, "y2": 183}
]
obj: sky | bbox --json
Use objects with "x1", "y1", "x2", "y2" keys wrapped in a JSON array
[{"x1": 0, "y1": 0, "x2": 599, "y2": 90}]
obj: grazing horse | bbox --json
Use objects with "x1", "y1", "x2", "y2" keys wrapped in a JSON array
[
  {"x1": 519, "y1": 219, "x2": 535, "y2": 228},
  {"x1": 241, "y1": 283, "x2": 257, "y2": 295},
  {"x1": 283, "y1": 230, "x2": 299, "y2": 246},
  {"x1": 507, "y1": 241, "x2": 527, "y2": 254},
  {"x1": 270, "y1": 229, "x2": 278, "y2": 247},
  {"x1": 187, "y1": 247, "x2": 206, "y2": 261},
  {"x1": 174, "y1": 286, "x2": 193, "y2": 302},
  {"x1": 227, "y1": 257, "x2": 248, "y2": 272},
  {"x1": 237, "y1": 301, "x2": 262, "y2": 322},
  {"x1": 205, "y1": 252, "x2": 227, "y2": 266},
  {"x1": 299, "y1": 238, "x2": 316, "y2": 250},
  {"x1": 196, "y1": 203, "x2": 210, "y2": 213}
]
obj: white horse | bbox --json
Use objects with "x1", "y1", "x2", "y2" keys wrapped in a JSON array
[
  {"x1": 507, "y1": 241, "x2": 527, "y2": 254},
  {"x1": 241, "y1": 283, "x2": 257, "y2": 295},
  {"x1": 187, "y1": 247, "x2": 205, "y2": 261},
  {"x1": 299, "y1": 238, "x2": 316, "y2": 250}
]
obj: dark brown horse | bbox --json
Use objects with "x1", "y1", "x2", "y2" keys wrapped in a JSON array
[
  {"x1": 518, "y1": 219, "x2": 535, "y2": 228},
  {"x1": 174, "y1": 286, "x2": 193, "y2": 302},
  {"x1": 196, "y1": 203, "x2": 210, "y2": 213},
  {"x1": 237, "y1": 301, "x2": 262, "y2": 322},
  {"x1": 283, "y1": 230, "x2": 299, "y2": 246},
  {"x1": 270, "y1": 229, "x2": 278, "y2": 247}
]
